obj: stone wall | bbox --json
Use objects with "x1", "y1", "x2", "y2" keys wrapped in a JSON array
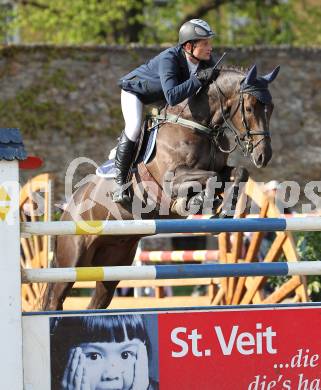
[{"x1": 0, "y1": 45, "x2": 320, "y2": 206}]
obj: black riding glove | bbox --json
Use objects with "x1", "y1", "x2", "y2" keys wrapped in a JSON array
[{"x1": 196, "y1": 68, "x2": 220, "y2": 85}]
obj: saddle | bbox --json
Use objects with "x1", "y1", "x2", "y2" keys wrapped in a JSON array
[
  {"x1": 96, "y1": 114, "x2": 159, "y2": 179},
  {"x1": 96, "y1": 114, "x2": 169, "y2": 209}
]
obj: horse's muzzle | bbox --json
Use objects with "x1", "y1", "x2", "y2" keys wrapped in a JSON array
[{"x1": 252, "y1": 139, "x2": 272, "y2": 168}]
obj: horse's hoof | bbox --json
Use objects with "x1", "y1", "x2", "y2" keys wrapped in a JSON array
[
  {"x1": 188, "y1": 191, "x2": 205, "y2": 207},
  {"x1": 112, "y1": 190, "x2": 131, "y2": 205}
]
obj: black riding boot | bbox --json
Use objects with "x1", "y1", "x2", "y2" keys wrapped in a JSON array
[{"x1": 112, "y1": 132, "x2": 136, "y2": 204}]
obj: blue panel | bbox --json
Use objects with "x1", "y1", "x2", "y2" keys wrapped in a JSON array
[
  {"x1": 0, "y1": 128, "x2": 22, "y2": 143},
  {"x1": 155, "y1": 263, "x2": 289, "y2": 279},
  {"x1": 0, "y1": 128, "x2": 27, "y2": 161},
  {"x1": 155, "y1": 218, "x2": 286, "y2": 233}
]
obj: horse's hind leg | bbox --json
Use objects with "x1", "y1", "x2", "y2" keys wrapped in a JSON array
[{"x1": 87, "y1": 237, "x2": 139, "y2": 309}]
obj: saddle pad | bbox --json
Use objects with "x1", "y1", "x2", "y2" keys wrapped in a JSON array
[
  {"x1": 96, "y1": 158, "x2": 116, "y2": 178},
  {"x1": 96, "y1": 124, "x2": 158, "y2": 178},
  {"x1": 142, "y1": 124, "x2": 158, "y2": 164}
]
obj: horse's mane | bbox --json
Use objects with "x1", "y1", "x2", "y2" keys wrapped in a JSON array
[
  {"x1": 167, "y1": 66, "x2": 248, "y2": 113},
  {"x1": 212, "y1": 66, "x2": 247, "y2": 92},
  {"x1": 218, "y1": 65, "x2": 248, "y2": 75}
]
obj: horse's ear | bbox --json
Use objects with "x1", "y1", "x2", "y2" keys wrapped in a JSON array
[
  {"x1": 261, "y1": 65, "x2": 280, "y2": 83},
  {"x1": 244, "y1": 64, "x2": 257, "y2": 85}
]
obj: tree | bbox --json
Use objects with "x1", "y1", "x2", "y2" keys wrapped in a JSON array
[
  {"x1": 0, "y1": 0, "x2": 19, "y2": 43},
  {"x1": 12, "y1": 0, "x2": 151, "y2": 44},
  {"x1": 1, "y1": 0, "x2": 320, "y2": 46}
]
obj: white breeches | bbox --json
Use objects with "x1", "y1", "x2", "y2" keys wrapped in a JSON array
[{"x1": 121, "y1": 89, "x2": 144, "y2": 142}]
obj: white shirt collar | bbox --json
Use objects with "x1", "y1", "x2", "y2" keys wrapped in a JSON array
[{"x1": 186, "y1": 58, "x2": 199, "y2": 75}]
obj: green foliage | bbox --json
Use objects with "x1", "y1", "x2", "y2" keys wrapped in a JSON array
[
  {"x1": 295, "y1": 232, "x2": 321, "y2": 301},
  {"x1": 0, "y1": 0, "x2": 319, "y2": 46},
  {"x1": 265, "y1": 248, "x2": 291, "y2": 292},
  {"x1": 265, "y1": 232, "x2": 321, "y2": 301},
  {"x1": 155, "y1": 0, "x2": 320, "y2": 46},
  {"x1": 292, "y1": 3, "x2": 321, "y2": 46},
  {"x1": 223, "y1": 1, "x2": 296, "y2": 45},
  {"x1": 52, "y1": 210, "x2": 62, "y2": 221},
  {"x1": 14, "y1": 0, "x2": 152, "y2": 44},
  {"x1": 0, "y1": 5, "x2": 12, "y2": 40}
]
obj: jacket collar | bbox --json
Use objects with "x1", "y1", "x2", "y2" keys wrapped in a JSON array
[
  {"x1": 176, "y1": 45, "x2": 213, "y2": 76},
  {"x1": 177, "y1": 45, "x2": 190, "y2": 79}
]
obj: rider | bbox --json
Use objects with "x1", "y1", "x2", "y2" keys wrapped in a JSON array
[{"x1": 113, "y1": 19, "x2": 218, "y2": 204}]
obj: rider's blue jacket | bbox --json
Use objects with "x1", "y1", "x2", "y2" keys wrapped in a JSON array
[{"x1": 118, "y1": 45, "x2": 215, "y2": 106}]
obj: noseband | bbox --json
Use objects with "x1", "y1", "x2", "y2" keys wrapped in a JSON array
[{"x1": 213, "y1": 81, "x2": 271, "y2": 156}]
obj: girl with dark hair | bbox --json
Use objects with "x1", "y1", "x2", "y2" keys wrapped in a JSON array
[{"x1": 50, "y1": 314, "x2": 158, "y2": 390}]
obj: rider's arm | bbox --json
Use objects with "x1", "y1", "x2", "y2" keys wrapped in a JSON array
[{"x1": 159, "y1": 52, "x2": 202, "y2": 106}]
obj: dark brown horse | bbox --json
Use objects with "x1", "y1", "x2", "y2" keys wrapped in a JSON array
[{"x1": 42, "y1": 64, "x2": 280, "y2": 310}]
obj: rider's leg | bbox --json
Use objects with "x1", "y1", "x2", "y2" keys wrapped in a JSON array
[{"x1": 112, "y1": 90, "x2": 143, "y2": 203}]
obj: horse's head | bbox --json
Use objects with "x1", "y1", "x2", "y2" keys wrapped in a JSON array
[{"x1": 211, "y1": 64, "x2": 280, "y2": 168}]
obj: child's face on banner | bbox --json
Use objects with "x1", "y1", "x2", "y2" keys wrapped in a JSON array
[{"x1": 80, "y1": 339, "x2": 141, "y2": 390}]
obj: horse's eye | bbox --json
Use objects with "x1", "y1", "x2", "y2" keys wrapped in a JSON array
[{"x1": 246, "y1": 107, "x2": 252, "y2": 113}]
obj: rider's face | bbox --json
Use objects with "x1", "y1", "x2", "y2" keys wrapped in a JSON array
[{"x1": 191, "y1": 39, "x2": 213, "y2": 61}]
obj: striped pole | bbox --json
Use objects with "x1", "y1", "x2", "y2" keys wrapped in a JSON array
[
  {"x1": 137, "y1": 250, "x2": 219, "y2": 262},
  {"x1": 21, "y1": 261, "x2": 321, "y2": 284},
  {"x1": 20, "y1": 217, "x2": 321, "y2": 236}
]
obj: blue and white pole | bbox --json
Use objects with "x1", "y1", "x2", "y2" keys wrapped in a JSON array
[
  {"x1": 21, "y1": 217, "x2": 321, "y2": 236},
  {"x1": 21, "y1": 261, "x2": 321, "y2": 284}
]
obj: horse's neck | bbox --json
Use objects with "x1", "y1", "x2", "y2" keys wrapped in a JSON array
[
  {"x1": 164, "y1": 71, "x2": 244, "y2": 122},
  {"x1": 212, "y1": 71, "x2": 244, "y2": 100}
]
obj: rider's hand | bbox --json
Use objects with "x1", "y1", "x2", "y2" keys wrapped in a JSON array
[{"x1": 196, "y1": 67, "x2": 219, "y2": 85}]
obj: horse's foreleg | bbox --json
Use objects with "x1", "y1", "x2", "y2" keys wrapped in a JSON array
[
  {"x1": 187, "y1": 190, "x2": 223, "y2": 215},
  {"x1": 219, "y1": 166, "x2": 250, "y2": 218},
  {"x1": 42, "y1": 281, "x2": 74, "y2": 311},
  {"x1": 169, "y1": 166, "x2": 222, "y2": 215},
  {"x1": 87, "y1": 281, "x2": 119, "y2": 310}
]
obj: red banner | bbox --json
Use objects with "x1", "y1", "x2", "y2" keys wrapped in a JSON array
[{"x1": 159, "y1": 307, "x2": 321, "y2": 390}]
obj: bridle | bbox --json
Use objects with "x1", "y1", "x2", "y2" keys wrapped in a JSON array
[
  {"x1": 212, "y1": 80, "x2": 271, "y2": 156},
  {"x1": 152, "y1": 78, "x2": 272, "y2": 158}
]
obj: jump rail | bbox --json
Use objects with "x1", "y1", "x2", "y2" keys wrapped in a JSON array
[
  {"x1": 138, "y1": 250, "x2": 219, "y2": 262},
  {"x1": 21, "y1": 261, "x2": 321, "y2": 283},
  {"x1": 21, "y1": 217, "x2": 321, "y2": 235},
  {"x1": 3, "y1": 129, "x2": 318, "y2": 390}
]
